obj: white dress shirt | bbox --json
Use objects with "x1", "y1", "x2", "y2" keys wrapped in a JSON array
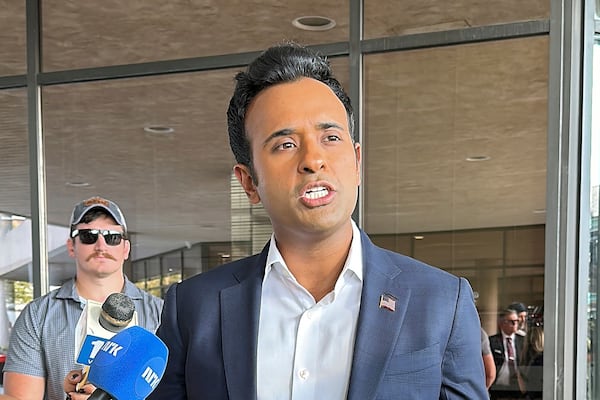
[{"x1": 256, "y1": 222, "x2": 363, "y2": 400}]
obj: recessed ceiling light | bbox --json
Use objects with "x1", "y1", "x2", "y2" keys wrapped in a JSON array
[
  {"x1": 65, "y1": 181, "x2": 91, "y2": 188},
  {"x1": 413, "y1": 235, "x2": 424, "y2": 240},
  {"x1": 533, "y1": 209, "x2": 546, "y2": 214},
  {"x1": 465, "y1": 155, "x2": 491, "y2": 162},
  {"x1": 292, "y1": 16, "x2": 336, "y2": 31},
  {"x1": 144, "y1": 125, "x2": 175, "y2": 136}
]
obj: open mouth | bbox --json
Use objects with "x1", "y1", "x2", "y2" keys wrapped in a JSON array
[{"x1": 304, "y1": 186, "x2": 329, "y2": 200}]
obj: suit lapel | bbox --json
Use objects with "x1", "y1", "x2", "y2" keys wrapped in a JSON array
[
  {"x1": 220, "y1": 250, "x2": 267, "y2": 400},
  {"x1": 347, "y1": 233, "x2": 410, "y2": 400},
  {"x1": 216, "y1": 235, "x2": 413, "y2": 400}
]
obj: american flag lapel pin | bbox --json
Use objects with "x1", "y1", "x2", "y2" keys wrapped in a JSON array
[{"x1": 379, "y1": 293, "x2": 397, "y2": 312}]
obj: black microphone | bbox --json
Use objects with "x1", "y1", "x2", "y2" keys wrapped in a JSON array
[
  {"x1": 99, "y1": 293, "x2": 136, "y2": 332},
  {"x1": 75, "y1": 293, "x2": 137, "y2": 366},
  {"x1": 87, "y1": 326, "x2": 168, "y2": 400},
  {"x1": 74, "y1": 293, "x2": 138, "y2": 392}
]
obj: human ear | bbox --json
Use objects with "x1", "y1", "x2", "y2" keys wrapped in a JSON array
[
  {"x1": 233, "y1": 164, "x2": 261, "y2": 204},
  {"x1": 66, "y1": 238, "x2": 76, "y2": 258}
]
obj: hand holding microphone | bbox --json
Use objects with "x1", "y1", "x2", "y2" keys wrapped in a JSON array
[{"x1": 64, "y1": 370, "x2": 95, "y2": 400}]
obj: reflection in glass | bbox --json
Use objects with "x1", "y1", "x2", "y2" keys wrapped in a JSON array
[
  {"x1": 364, "y1": 37, "x2": 548, "y2": 396},
  {"x1": 0, "y1": 1, "x2": 26, "y2": 75},
  {"x1": 364, "y1": 0, "x2": 549, "y2": 39},
  {"x1": 41, "y1": 0, "x2": 348, "y2": 71}
]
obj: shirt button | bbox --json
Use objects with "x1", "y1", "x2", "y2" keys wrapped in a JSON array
[{"x1": 298, "y1": 368, "x2": 310, "y2": 380}]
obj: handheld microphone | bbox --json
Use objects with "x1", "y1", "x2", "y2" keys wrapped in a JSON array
[
  {"x1": 87, "y1": 326, "x2": 168, "y2": 400},
  {"x1": 98, "y1": 292, "x2": 136, "y2": 332},
  {"x1": 75, "y1": 293, "x2": 138, "y2": 366}
]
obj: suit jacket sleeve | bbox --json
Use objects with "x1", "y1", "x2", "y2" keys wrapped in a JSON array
[
  {"x1": 440, "y1": 277, "x2": 487, "y2": 399},
  {"x1": 148, "y1": 283, "x2": 187, "y2": 399}
]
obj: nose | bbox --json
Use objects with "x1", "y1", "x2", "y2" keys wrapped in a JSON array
[{"x1": 298, "y1": 140, "x2": 325, "y2": 174}]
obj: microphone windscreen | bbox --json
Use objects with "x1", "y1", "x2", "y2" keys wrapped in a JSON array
[
  {"x1": 88, "y1": 326, "x2": 168, "y2": 400},
  {"x1": 99, "y1": 293, "x2": 135, "y2": 332}
]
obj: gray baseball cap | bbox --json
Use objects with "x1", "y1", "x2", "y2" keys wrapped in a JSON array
[
  {"x1": 70, "y1": 196, "x2": 127, "y2": 230},
  {"x1": 508, "y1": 302, "x2": 527, "y2": 314}
]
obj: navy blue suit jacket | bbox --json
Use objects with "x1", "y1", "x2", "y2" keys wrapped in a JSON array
[{"x1": 150, "y1": 231, "x2": 487, "y2": 399}]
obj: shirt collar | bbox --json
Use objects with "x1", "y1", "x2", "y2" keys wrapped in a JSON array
[
  {"x1": 344, "y1": 220, "x2": 363, "y2": 281},
  {"x1": 264, "y1": 220, "x2": 363, "y2": 284},
  {"x1": 55, "y1": 277, "x2": 79, "y2": 301}
]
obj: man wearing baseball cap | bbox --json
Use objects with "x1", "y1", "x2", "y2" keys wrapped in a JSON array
[
  {"x1": 509, "y1": 302, "x2": 528, "y2": 337},
  {"x1": 2, "y1": 196, "x2": 163, "y2": 400}
]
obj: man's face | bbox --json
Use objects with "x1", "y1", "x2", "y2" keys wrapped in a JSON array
[
  {"x1": 500, "y1": 312, "x2": 519, "y2": 335},
  {"x1": 235, "y1": 78, "x2": 361, "y2": 240},
  {"x1": 67, "y1": 215, "x2": 130, "y2": 278}
]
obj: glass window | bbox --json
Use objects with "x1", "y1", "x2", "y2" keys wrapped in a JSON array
[
  {"x1": 182, "y1": 245, "x2": 203, "y2": 280},
  {"x1": 364, "y1": 36, "x2": 548, "y2": 397},
  {"x1": 364, "y1": 0, "x2": 550, "y2": 39},
  {"x1": 0, "y1": 2, "x2": 26, "y2": 75},
  {"x1": 42, "y1": 70, "x2": 236, "y2": 294},
  {"x1": 0, "y1": 88, "x2": 30, "y2": 362},
  {"x1": 41, "y1": 0, "x2": 348, "y2": 71}
]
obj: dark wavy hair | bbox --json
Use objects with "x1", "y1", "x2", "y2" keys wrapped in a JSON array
[{"x1": 226, "y1": 42, "x2": 355, "y2": 171}]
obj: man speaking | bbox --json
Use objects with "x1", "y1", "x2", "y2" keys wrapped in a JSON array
[{"x1": 150, "y1": 43, "x2": 487, "y2": 399}]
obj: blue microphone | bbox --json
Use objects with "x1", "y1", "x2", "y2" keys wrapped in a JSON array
[{"x1": 87, "y1": 326, "x2": 168, "y2": 400}]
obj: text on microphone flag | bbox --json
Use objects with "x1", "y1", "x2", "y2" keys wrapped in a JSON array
[{"x1": 77, "y1": 335, "x2": 108, "y2": 365}]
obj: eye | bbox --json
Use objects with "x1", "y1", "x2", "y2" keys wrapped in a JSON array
[
  {"x1": 324, "y1": 134, "x2": 342, "y2": 142},
  {"x1": 274, "y1": 141, "x2": 297, "y2": 151}
]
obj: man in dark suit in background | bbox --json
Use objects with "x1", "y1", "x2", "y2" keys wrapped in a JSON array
[
  {"x1": 150, "y1": 43, "x2": 487, "y2": 400},
  {"x1": 489, "y1": 308, "x2": 526, "y2": 399}
]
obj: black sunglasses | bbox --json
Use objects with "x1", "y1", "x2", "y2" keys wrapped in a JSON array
[{"x1": 71, "y1": 229, "x2": 127, "y2": 246}]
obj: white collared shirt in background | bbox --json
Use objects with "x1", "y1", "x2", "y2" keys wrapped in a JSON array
[{"x1": 257, "y1": 222, "x2": 363, "y2": 400}]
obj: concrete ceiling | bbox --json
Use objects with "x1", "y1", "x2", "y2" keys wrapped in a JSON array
[{"x1": 0, "y1": 1, "x2": 550, "y2": 285}]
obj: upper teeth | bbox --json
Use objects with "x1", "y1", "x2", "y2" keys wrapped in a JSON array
[{"x1": 305, "y1": 187, "x2": 328, "y2": 199}]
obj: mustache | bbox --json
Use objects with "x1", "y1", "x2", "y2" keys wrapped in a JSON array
[{"x1": 86, "y1": 252, "x2": 117, "y2": 261}]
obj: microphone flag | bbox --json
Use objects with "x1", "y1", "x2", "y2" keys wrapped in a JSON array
[
  {"x1": 88, "y1": 326, "x2": 168, "y2": 400},
  {"x1": 75, "y1": 298, "x2": 138, "y2": 366}
]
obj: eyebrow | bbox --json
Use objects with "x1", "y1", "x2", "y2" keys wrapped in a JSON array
[
  {"x1": 262, "y1": 122, "x2": 346, "y2": 146},
  {"x1": 263, "y1": 128, "x2": 294, "y2": 146},
  {"x1": 317, "y1": 122, "x2": 344, "y2": 131}
]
